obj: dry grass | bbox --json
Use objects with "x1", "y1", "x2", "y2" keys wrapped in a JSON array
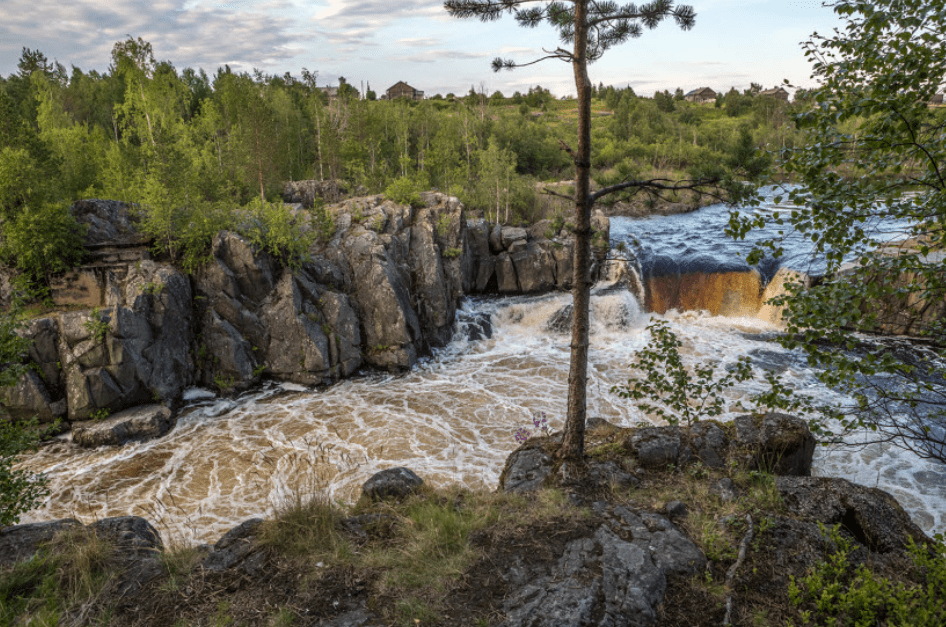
[{"x1": 0, "y1": 525, "x2": 115, "y2": 626}]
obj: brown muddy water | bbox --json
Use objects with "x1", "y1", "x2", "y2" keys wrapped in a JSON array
[{"x1": 19, "y1": 197, "x2": 946, "y2": 544}]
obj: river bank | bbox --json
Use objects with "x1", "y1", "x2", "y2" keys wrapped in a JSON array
[{"x1": 3, "y1": 415, "x2": 942, "y2": 627}]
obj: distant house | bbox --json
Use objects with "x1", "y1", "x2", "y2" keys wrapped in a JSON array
[
  {"x1": 318, "y1": 86, "x2": 339, "y2": 101},
  {"x1": 385, "y1": 81, "x2": 424, "y2": 101},
  {"x1": 759, "y1": 86, "x2": 790, "y2": 101},
  {"x1": 684, "y1": 87, "x2": 716, "y2": 104},
  {"x1": 930, "y1": 93, "x2": 944, "y2": 106}
]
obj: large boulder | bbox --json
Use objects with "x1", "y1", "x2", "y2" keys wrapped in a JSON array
[
  {"x1": 340, "y1": 227, "x2": 420, "y2": 370},
  {"x1": 623, "y1": 415, "x2": 815, "y2": 475},
  {"x1": 0, "y1": 518, "x2": 82, "y2": 568},
  {"x1": 776, "y1": 476, "x2": 929, "y2": 553},
  {"x1": 498, "y1": 505, "x2": 705, "y2": 627},
  {"x1": 57, "y1": 261, "x2": 194, "y2": 420},
  {"x1": 0, "y1": 369, "x2": 65, "y2": 422},
  {"x1": 260, "y1": 270, "x2": 361, "y2": 384},
  {"x1": 511, "y1": 242, "x2": 557, "y2": 293},
  {"x1": 409, "y1": 207, "x2": 457, "y2": 347}
]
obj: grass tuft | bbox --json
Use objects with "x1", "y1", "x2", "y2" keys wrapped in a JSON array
[{"x1": 259, "y1": 491, "x2": 351, "y2": 563}]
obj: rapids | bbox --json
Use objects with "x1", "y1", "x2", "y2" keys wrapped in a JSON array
[{"x1": 19, "y1": 192, "x2": 946, "y2": 544}]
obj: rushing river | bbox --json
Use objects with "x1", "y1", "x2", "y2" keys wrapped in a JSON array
[{"x1": 20, "y1": 191, "x2": 946, "y2": 545}]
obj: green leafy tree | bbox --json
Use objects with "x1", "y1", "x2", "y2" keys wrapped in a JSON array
[
  {"x1": 445, "y1": 0, "x2": 757, "y2": 460},
  {"x1": 0, "y1": 202, "x2": 86, "y2": 293},
  {"x1": 475, "y1": 137, "x2": 518, "y2": 223},
  {"x1": 613, "y1": 320, "x2": 753, "y2": 426},
  {"x1": 729, "y1": 0, "x2": 946, "y2": 462},
  {"x1": 0, "y1": 306, "x2": 50, "y2": 526}
]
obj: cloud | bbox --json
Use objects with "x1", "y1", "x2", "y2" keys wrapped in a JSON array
[
  {"x1": 313, "y1": 0, "x2": 444, "y2": 32},
  {"x1": 0, "y1": 0, "x2": 303, "y2": 74},
  {"x1": 402, "y1": 49, "x2": 489, "y2": 63},
  {"x1": 398, "y1": 37, "x2": 441, "y2": 47}
]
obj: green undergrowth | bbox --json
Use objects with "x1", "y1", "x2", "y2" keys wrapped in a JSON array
[{"x1": 789, "y1": 526, "x2": 946, "y2": 627}]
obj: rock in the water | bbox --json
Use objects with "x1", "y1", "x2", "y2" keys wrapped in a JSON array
[
  {"x1": 71, "y1": 404, "x2": 173, "y2": 447},
  {"x1": 362, "y1": 467, "x2": 424, "y2": 500}
]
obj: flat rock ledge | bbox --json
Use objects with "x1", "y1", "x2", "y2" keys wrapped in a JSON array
[{"x1": 71, "y1": 404, "x2": 174, "y2": 447}]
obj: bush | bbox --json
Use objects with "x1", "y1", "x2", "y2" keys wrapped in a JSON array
[
  {"x1": 239, "y1": 198, "x2": 316, "y2": 269},
  {"x1": 612, "y1": 319, "x2": 753, "y2": 426},
  {"x1": 384, "y1": 176, "x2": 422, "y2": 207},
  {"x1": 789, "y1": 525, "x2": 946, "y2": 627}
]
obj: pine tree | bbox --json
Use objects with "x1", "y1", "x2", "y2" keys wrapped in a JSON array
[{"x1": 445, "y1": 0, "x2": 754, "y2": 460}]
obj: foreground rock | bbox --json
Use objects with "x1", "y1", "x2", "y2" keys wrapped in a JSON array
[
  {"x1": 497, "y1": 503, "x2": 705, "y2": 627},
  {"x1": 617, "y1": 413, "x2": 816, "y2": 475},
  {"x1": 0, "y1": 515, "x2": 160, "y2": 570}
]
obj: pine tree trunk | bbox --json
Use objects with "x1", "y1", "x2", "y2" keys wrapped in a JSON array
[{"x1": 558, "y1": 0, "x2": 593, "y2": 461}]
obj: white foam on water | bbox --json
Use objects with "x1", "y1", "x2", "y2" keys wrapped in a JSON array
[
  {"x1": 181, "y1": 387, "x2": 216, "y2": 402},
  {"x1": 19, "y1": 290, "x2": 946, "y2": 544}
]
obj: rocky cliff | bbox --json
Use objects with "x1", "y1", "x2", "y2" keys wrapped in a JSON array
[{"x1": 0, "y1": 193, "x2": 609, "y2": 438}]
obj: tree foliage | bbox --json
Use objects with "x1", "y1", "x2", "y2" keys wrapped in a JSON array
[
  {"x1": 728, "y1": 0, "x2": 946, "y2": 462},
  {"x1": 0, "y1": 306, "x2": 49, "y2": 526}
]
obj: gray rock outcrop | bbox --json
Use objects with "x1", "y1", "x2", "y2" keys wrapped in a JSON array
[
  {"x1": 623, "y1": 415, "x2": 816, "y2": 476},
  {"x1": 465, "y1": 208, "x2": 608, "y2": 295},
  {"x1": 3, "y1": 191, "x2": 604, "y2": 432},
  {"x1": 775, "y1": 476, "x2": 929, "y2": 553}
]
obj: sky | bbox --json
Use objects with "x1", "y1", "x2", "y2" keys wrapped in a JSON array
[{"x1": 0, "y1": 0, "x2": 846, "y2": 98}]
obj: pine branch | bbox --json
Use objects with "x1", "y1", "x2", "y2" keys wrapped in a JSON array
[{"x1": 590, "y1": 176, "x2": 721, "y2": 202}]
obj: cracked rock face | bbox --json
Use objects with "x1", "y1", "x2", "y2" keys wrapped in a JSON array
[{"x1": 499, "y1": 504, "x2": 705, "y2": 627}]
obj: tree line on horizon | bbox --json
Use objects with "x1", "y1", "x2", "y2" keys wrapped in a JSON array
[{"x1": 0, "y1": 37, "x2": 796, "y2": 293}]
